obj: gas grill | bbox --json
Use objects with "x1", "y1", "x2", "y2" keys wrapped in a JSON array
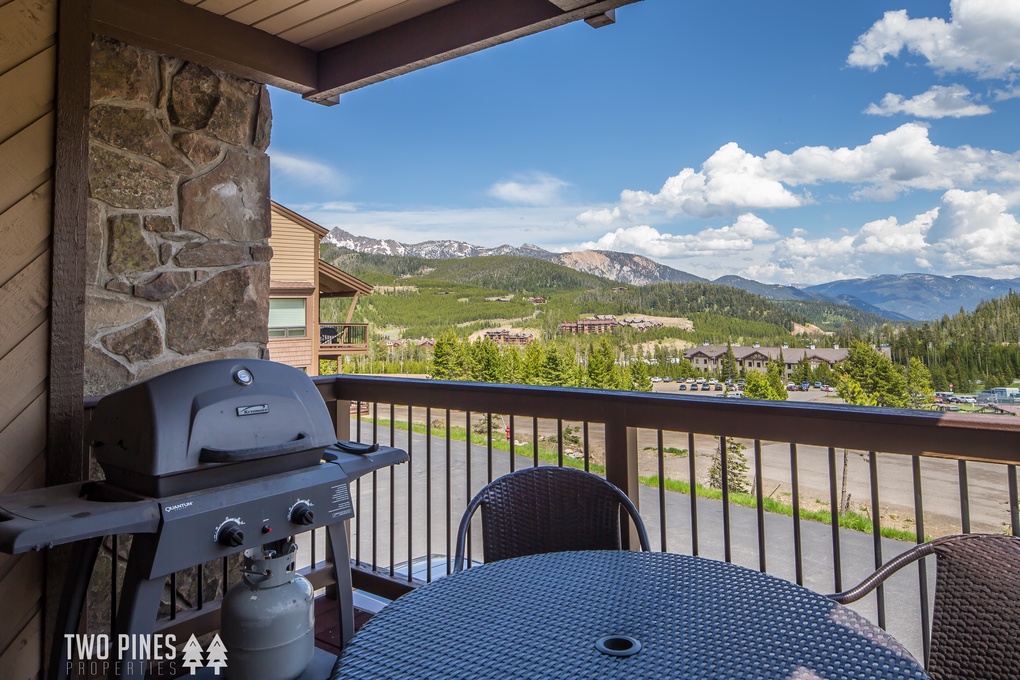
[{"x1": 0, "y1": 359, "x2": 407, "y2": 680}]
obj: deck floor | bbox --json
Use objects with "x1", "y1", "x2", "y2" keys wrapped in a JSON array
[{"x1": 313, "y1": 597, "x2": 376, "y2": 657}]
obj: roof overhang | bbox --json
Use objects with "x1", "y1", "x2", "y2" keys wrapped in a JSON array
[
  {"x1": 91, "y1": 0, "x2": 642, "y2": 106},
  {"x1": 319, "y1": 260, "x2": 374, "y2": 298}
]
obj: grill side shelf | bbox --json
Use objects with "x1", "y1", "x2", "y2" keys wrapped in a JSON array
[{"x1": 0, "y1": 482, "x2": 160, "y2": 554}]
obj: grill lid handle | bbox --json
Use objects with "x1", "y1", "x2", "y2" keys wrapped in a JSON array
[{"x1": 199, "y1": 433, "x2": 313, "y2": 463}]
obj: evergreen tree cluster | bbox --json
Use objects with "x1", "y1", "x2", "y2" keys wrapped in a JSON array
[
  {"x1": 429, "y1": 333, "x2": 653, "y2": 392},
  {"x1": 877, "y1": 291, "x2": 1020, "y2": 392}
]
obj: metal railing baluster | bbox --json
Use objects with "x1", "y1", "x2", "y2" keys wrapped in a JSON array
[
  {"x1": 657, "y1": 430, "x2": 667, "y2": 552},
  {"x1": 688, "y1": 432, "x2": 699, "y2": 557},
  {"x1": 389, "y1": 403, "x2": 396, "y2": 578},
  {"x1": 583, "y1": 422, "x2": 590, "y2": 473},
  {"x1": 446, "y1": 409, "x2": 452, "y2": 576},
  {"x1": 868, "y1": 451, "x2": 886, "y2": 628},
  {"x1": 405, "y1": 404, "x2": 413, "y2": 583},
  {"x1": 957, "y1": 460, "x2": 970, "y2": 534},
  {"x1": 755, "y1": 440, "x2": 766, "y2": 574},
  {"x1": 556, "y1": 419, "x2": 564, "y2": 468},
  {"x1": 825, "y1": 446, "x2": 842, "y2": 592},
  {"x1": 790, "y1": 443, "x2": 803, "y2": 585},
  {"x1": 912, "y1": 455, "x2": 931, "y2": 663},
  {"x1": 426, "y1": 407, "x2": 432, "y2": 583},
  {"x1": 1010, "y1": 465, "x2": 1019, "y2": 536},
  {"x1": 720, "y1": 435, "x2": 731, "y2": 563}
]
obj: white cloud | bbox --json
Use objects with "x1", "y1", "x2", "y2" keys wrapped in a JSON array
[
  {"x1": 618, "y1": 143, "x2": 806, "y2": 218},
  {"x1": 865, "y1": 84, "x2": 993, "y2": 118},
  {"x1": 586, "y1": 124, "x2": 1020, "y2": 222},
  {"x1": 926, "y1": 189, "x2": 1020, "y2": 270},
  {"x1": 575, "y1": 213, "x2": 780, "y2": 259},
  {"x1": 848, "y1": 1, "x2": 1020, "y2": 79},
  {"x1": 852, "y1": 210, "x2": 936, "y2": 254},
  {"x1": 746, "y1": 190, "x2": 1020, "y2": 284},
  {"x1": 488, "y1": 172, "x2": 569, "y2": 205},
  {"x1": 269, "y1": 151, "x2": 348, "y2": 193}
]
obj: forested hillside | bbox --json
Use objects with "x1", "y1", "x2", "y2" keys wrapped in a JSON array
[
  {"x1": 321, "y1": 247, "x2": 889, "y2": 342},
  {"x1": 881, "y1": 291, "x2": 1020, "y2": 391}
]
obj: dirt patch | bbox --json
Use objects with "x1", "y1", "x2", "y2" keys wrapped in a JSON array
[{"x1": 791, "y1": 322, "x2": 830, "y2": 336}]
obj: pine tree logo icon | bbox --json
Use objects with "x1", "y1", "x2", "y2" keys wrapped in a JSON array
[
  {"x1": 206, "y1": 635, "x2": 228, "y2": 675},
  {"x1": 181, "y1": 635, "x2": 205, "y2": 675}
]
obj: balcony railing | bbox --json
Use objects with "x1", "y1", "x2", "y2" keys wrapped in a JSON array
[
  {"x1": 82, "y1": 376, "x2": 1020, "y2": 665},
  {"x1": 318, "y1": 323, "x2": 369, "y2": 354}
]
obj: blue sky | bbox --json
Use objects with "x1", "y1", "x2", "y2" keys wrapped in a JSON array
[{"x1": 268, "y1": 0, "x2": 1020, "y2": 285}]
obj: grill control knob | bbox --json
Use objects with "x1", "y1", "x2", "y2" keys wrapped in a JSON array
[
  {"x1": 290, "y1": 503, "x2": 314, "y2": 526},
  {"x1": 218, "y1": 522, "x2": 244, "y2": 547}
]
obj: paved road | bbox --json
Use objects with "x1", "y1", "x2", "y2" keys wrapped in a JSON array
[{"x1": 329, "y1": 425, "x2": 935, "y2": 661}]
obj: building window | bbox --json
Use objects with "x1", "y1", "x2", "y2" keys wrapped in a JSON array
[{"x1": 269, "y1": 298, "x2": 306, "y2": 337}]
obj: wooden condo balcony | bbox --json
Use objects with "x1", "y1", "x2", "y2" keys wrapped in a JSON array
[
  {"x1": 76, "y1": 376, "x2": 1020, "y2": 674},
  {"x1": 319, "y1": 323, "x2": 370, "y2": 356}
]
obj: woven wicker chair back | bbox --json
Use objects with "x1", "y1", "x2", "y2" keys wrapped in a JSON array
[
  {"x1": 926, "y1": 534, "x2": 1020, "y2": 680},
  {"x1": 462, "y1": 467, "x2": 647, "y2": 565}
]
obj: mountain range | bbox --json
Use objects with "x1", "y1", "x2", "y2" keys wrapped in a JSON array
[{"x1": 323, "y1": 228, "x2": 1020, "y2": 321}]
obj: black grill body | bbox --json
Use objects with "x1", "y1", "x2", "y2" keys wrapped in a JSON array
[
  {"x1": 0, "y1": 359, "x2": 407, "y2": 680},
  {"x1": 89, "y1": 359, "x2": 340, "y2": 496}
]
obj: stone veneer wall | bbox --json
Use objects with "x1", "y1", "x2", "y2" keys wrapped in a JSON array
[{"x1": 85, "y1": 36, "x2": 273, "y2": 397}]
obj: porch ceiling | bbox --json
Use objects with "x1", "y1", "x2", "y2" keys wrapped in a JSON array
[{"x1": 91, "y1": 0, "x2": 642, "y2": 105}]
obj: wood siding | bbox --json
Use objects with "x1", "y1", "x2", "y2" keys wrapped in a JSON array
[
  {"x1": 270, "y1": 210, "x2": 318, "y2": 284},
  {"x1": 267, "y1": 337, "x2": 313, "y2": 375},
  {"x1": 0, "y1": 0, "x2": 56, "y2": 678},
  {"x1": 270, "y1": 209, "x2": 322, "y2": 374}
]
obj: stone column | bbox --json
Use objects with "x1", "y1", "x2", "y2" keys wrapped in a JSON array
[{"x1": 85, "y1": 37, "x2": 274, "y2": 397}]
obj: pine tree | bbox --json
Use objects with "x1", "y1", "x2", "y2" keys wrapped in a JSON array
[
  {"x1": 587, "y1": 338, "x2": 618, "y2": 389},
  {"x1": 430, "y1": 331, "x2": 462, "y2": 380},
  {"x1": 765, "y1": 360, "x2": 788, "y2": 400},
  {"x1": 521, "y1": 342, "x2": 545, "y2": 385},
  {"x1": 629, "y1": 357, "x2": 652, "y2": 391},
  {"x1": 539, "y1": 346, "x2": 574, "y2": 387},
  {"x1": 721, "y1": 341, "x2": 738, "y2": 382},
  {"x1": 470, "y1": 338, "x2": 501, "y2": 383},
  {"x1": 707, "y1": 437, "x2": 749, "y2": 493},
  {"x1": 905, "y1": 356, "x2": 935, "y2": 409}
]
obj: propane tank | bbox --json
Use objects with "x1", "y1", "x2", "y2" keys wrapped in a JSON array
[{"x1": 221, "y1": 540, "x2": 314, "y2": 680}]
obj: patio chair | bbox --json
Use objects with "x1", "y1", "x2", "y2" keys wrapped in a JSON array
[
  {"x1": 453, "y1": 466, "x2": 650, "y2": 572},
  {"x1": 828, "y1": 533, "x2": 1020, "y2": 680}
]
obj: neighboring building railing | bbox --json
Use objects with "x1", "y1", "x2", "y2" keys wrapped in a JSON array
[
  {"x1": 319, "y1": 323, "x2": 369, "y2": 353},
  {"x1": 83, "y1": 376, "x2": 1020, "y2": 663}
]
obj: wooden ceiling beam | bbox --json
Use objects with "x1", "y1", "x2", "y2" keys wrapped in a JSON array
[
  {"x1": 91, "y1": 0, "x2": 319, "y2": 95},
  {"x1": 307, "y1": 0, "x2": 640, "y2": 104}
]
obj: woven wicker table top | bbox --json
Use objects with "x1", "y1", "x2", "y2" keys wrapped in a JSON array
[{"x1": 337, "y1": 551, "x2": 930, "y2": 679}]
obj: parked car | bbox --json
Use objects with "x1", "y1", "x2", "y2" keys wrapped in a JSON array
[
  {"x1": 725, "y1": 391, "x2": 744, "y2": 398},
  {"x1": 801, "y1": 382, "x2": 810, "y2": 391},
  {"x1": 813, "y1": 381, "x2": 822, "y2": 389},
  {"x1": 651, "y1": 376, "x2": 662, "y2": 383},
  {"x1": 821, "y1": 385, "x2": 833, "y2": 392},
  {"x1": 696, "y1": 377, "x2": 706, "y2": 384},
  {"x1": 714, "y1": 383, "x2": 723, "y2": 391},
  {"x1": 786, "y1": 383, "x2": 797, "y2": 391},
  {"x1": 958, "y1": 395, "x2": 977, "y2": 404},
  {"x1": 678, "y1": 383, "x2": 687, "y2": 391},
  {"x1": 663, "y1": 376, "x2": 673, "y2": 382},
  {"x1": 701, "y1": 383, "x2": 711, "y2": 391}
]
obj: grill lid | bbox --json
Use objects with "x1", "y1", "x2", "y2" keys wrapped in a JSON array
[{"x1": 89, "y1": 359, "x2": 338, "y2": 496}]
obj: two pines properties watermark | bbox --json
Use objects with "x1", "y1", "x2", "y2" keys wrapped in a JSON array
[{"x1": 65, "y1": 633, "x2": 228, "y2": 676}]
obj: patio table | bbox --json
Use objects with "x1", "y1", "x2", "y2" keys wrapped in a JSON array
[{"x1": 334, "y1": 550, "x2": 929, "y2": 679}]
